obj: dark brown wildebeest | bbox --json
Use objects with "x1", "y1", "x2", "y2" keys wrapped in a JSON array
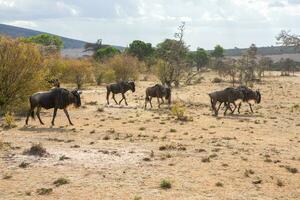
[
  {"x1": 208, "y1": 87, "x2": 244, "y2": 116},
  {"x1": 235, "y1": 86, "x2": 261, "y2": 113},
  {"x1": 145, "y1": 84, "x2": 171, "y2": 109},
  {"x1": 47, "y1": 79, "x2": 60, "y2": 88},
  {"x1": 25, "y1": 88, "x2": 81, "y2": 126},
  {"x1": 106, "y1": 81, "x2": 135, "y2": 105}
]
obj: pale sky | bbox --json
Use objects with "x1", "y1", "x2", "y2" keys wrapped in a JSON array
[{"x1": 1, "y1": 0, "x2": 300, "y2": 50}]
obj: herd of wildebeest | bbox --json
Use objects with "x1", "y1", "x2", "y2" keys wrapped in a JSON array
[{"x1": 25, "y1": 79, "x2": 261, "y2": 126}]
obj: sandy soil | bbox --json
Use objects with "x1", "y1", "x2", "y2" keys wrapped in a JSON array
[{"x1": 0, "y1": 72, "x2": 299, "y2": 200}]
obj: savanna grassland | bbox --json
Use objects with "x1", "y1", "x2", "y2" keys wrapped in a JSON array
[{"x1": 0, "y1": 72, "x2": 299, "y2": 200}]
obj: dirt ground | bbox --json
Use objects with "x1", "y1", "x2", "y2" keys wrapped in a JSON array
[{"x1": 1, "y1": 72, "x2": 299, "y2": 200}]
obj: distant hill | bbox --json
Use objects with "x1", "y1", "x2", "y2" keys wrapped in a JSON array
[
  {"x1": 0, "y1": 23, "x2": 125, "y2": 51},
  {"x1": 224, "y1": 46, "x2": 300, "y2": 57},
  {"x1": 0, "y1": 23, "x2": 87, "y2": 49}
]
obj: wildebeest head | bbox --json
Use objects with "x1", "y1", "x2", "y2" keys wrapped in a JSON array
[
  {"x1": 71, "y1": 89, "x2": 82, "y2": 107},
  {"x1": 256, "y1": 90, "x2": 261, "y2": 104},
  {"x1": 128, "y1": 81, "x2": 135, "y2": 92},
  {"x1": 48, "y1": 79, "x2": 60, "y2": 88}
]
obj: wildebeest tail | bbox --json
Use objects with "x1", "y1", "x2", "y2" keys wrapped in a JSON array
[
  {"x1": 145, "y1": 89, "x2": 150, "y2": 101},
  {"x1": 29, "y1": 96, "x2": 35, "y2": 119}
]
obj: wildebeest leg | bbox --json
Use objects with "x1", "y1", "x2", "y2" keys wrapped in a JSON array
[
  {"x1": 228, "y1": 103, "x2": 233, "y2": 113},
  {"x1": 25, "y1": 107, "x2": 34, "y2": 125},
  {"x1": 106, "y1": 90, "x2": 110, "y2": 105},
  {"x1": 63, "y1": 108, "x2": 73, "y2": 125},
  {"x1": 224, "y1": 103, "x2": 230, "y2": 115},
  {"x1": 211, "y1": 99, "x2": 218, "y2": 116},
  {"x1": 157, "y1": 97, "x2": 160, "y2": 108},
  {"x1": 144, "y1": 97, "x2": 148, "y2": 109},
  {"x1": 51, "y1": 108, "x2": 58, "y2": 126},
  {"x1": 112, "y1": 93, "x2": 118, "y2": 104},
  {"x1": 216, "y1": 102, "x2": 222, "y2": 114},
  {"x1": 237, "y1": 103, "x2": 242, "y2": 113},
  {"x1": 123, "y1": 94, "x2": 128, "y2": 105},
  {"x1": 249, "y1": 103, "x2": 254, "y2": 113},
  {"x1": 149, "y1": 97, "x2": 153, "y2": 108},
  {"x1": 36, "y1": 106, "x2": 44, "y2": 125},
  {"x1": 161, "y1": 98, "x2": 164, "y2": 104},
  {"x1": 231, "y1": 103, "x2": 237, "y2": 114}
]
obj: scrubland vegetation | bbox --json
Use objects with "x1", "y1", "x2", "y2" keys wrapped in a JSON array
[
  {"x1": 0, "y1": 25, "x2": 300, "y2": 200},
  {"x1": 0, "y1": 24, "x2": 299, "y2": 115}
]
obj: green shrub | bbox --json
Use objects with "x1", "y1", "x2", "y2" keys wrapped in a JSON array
[{"x1": 160, "y1": 179, "x2": 172, "y2": 189}]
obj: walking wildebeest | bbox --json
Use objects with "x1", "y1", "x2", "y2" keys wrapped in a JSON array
[
  {"x1": 25, "y1": 88, "x2": 81, "y2": 126},
  {"x1": 235, "y1": 86, "x2": 261, "y2": 113},
  {"x1": 145, "y1": 84, "x2": 171, "y2": 109},
  {"x1": 106, "y1": 81, "x2": 135, "y2": 105},
  {"x1": 208, "y1": 87, "x2": 244, "y2": 116}
]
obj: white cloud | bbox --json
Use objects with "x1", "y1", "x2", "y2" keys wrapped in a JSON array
[
  {"x1": 0, "y1": 0, "x2": 300, "y2": 49},
  {"x1": 0, "y1": 0, "x2": 15, "y2": 8},
  {"x1": 7, "y1": 20, "x2": 37, "y2": 28}
]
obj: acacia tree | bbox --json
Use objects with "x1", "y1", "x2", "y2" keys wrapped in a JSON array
[
  {"x1": 127, "y1": 40, "x2": 154, "y2": 61},
  {"x1": 156, "y1": 22, "x2": 189, "y2": 87},
  {"x1": 188, "y1": 48, "x2": 209, "y2": 71},
  {"x1": 211, "y1": 44, "x2": 225, "y2": 76},
  {"x1": 223, "y1": 58, "x2": 239, "y2": 86},
  {"x1": 22, "y1": 34, "x2": 63, "y2": 54},
  {"x1": 258, "y1": 56, "x2": 273, "y2": 78},
  {"x1": 94, "y1": 47, "x2": 120, "y2": 62},
  {"x1": 276, "y1": 30, "x2": 300, "y2": 47}
]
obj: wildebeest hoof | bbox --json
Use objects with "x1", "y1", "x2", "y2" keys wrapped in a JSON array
[{"x1": 69, "y1": 123, "x2": 74, "y2": 126}]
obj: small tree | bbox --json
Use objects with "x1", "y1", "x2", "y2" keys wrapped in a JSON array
[
  {"x1": 62, "y1": 59, "x2": 93, "y2": 89},
  {"x1": 280, "y1": 58, "x2": 296, "y2": 76},
  {"x1": 22, "y1": 34, "x2": 63, "y2": 53},
  {"x1": 94, "y1": 47, "x2": 120, "y2": 62},
  {"x1": 223, "y1": 58, "x2": 239, "y2": 86},
  {"x1": 210, "y1": 44, "x2": 225, "y2": 76},
  {"x1": 127, "y1": 40, "x2": 154, "y2": 61},
  {"x1": 103, "y1": 54, "x2": 141, "y2": 81},
  {"x1": 258, "y1": 56, "x2": 273, "y2": 78},
  {"x1": 156, "y1": 22, "x2": 189, "y2": 87},
  {"x1": 187, "y1": 48, "x2": 209, "y2": 71}
]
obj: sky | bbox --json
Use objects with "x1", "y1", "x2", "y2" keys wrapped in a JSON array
[{"x1": 1, "y1": 0, "x2": 300, "y2": 50}]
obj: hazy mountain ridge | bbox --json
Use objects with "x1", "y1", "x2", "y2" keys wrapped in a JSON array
[{"x1": 0, "y1": 23, "x2": 124, "y2": 50}]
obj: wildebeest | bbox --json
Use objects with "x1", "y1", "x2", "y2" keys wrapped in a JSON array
[
  {"x1": 25, "y1": 88, "x2": 81, "y2": 126},
  {"x1": 235, "y1": 86, "x2": 261, "y2": 113},
  {"x1": 106, "y1": 81, "x2": 135, "y2": 105},
  {"x1": 208, "y1": 87, "x2": 244, "y2": 116},
  {"x1": 47, "y1": 79, "x2": 60, "y2": 88},
  {"x1": 145, "y1": 84, "x2": 171, "y2": 109}
]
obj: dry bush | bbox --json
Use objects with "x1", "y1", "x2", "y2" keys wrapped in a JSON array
[
  {"x1": 0, "y1": 36, "x2": 47, "y2": 113},
  {"x1": 43, "y1": 56, "x2": 68, "y2": 82},
  {"x1": 3, "y1": 113, "x2": 16, "y2": 129},
  {"x1": 103, "y1": 54, "x2": 142, "y2": 81},
  {"x1": 171, "y1": 101, "x2": 189, "y2": 121},
  {"x1": 61, "y1": 58, "x2": 94, "y2": 89},
  {"x1": 23, "y1": 143, "x2": 48, "y2": 157},
  {"x1": 94, "y1": 63, "x2": 116, "y2": 85}
]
